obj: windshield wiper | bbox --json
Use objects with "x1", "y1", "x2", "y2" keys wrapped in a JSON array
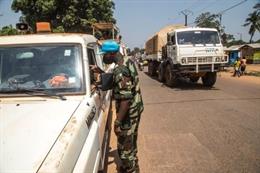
[{"x1": 0, "y1": 88, "x2": 67, "y2": 101}]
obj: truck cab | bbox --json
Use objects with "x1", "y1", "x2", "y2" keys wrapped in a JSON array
[
  {"x1": 145, "y1": 26, "x2": 228, "y2": 87},
  {"x1": 165, "y1": 28, "x2": 227, "y2": 70},
  {"x1": 160, "y1": 27, "x2": 228, "y2": 86},
  {"x1": 0, "y1": 33, "x2": 113, "y2": 173}
]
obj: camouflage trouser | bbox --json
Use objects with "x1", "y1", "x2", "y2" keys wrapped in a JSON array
[{"x1": 117, "y1": 115, "x2": 141, "y2": 173}]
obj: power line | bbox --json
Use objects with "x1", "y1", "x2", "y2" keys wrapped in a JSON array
[
  {"x1": 217, "y1": 0, "x2": 248, "y2": 25},
  {"x1": 218, "y1": 0, "x2": 248, "y2": 15}
]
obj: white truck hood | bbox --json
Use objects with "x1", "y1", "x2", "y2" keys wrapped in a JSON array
[{"x1": 0, "y1": 99, "x2": 81, "y2": 172}]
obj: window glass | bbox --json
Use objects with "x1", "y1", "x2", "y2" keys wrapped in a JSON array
[
  {"x1": 0, "y1": 44, "x2": 84, "y2": 94},
  {"x1": 177, "y1": 30, "x2": 220, "y2": 45},
  {"x1": 87, "y1": 48, "x2": 99, "y2": 90}
]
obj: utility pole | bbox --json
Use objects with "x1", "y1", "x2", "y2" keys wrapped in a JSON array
[
  {"x1": 237, "y1": 33, "x2": 242, "y2": 40},
  {"x1": 180, "y1": 9, "x2": 193, "y2": 26}
]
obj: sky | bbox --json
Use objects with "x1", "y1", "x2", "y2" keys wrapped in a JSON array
[
  {"x1": 0, "y1": 0, "x2": 260, "y2": 49},
  {"x1": 113, "y1": 0, "x2": 260, "y2": 49}
]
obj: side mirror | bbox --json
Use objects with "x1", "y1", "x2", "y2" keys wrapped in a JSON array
[
  {"x1": 100, "y1": 73, "x2": 113, "y2": 91},
  {"x1": 168, "y1": 41, "x2": 173, "y2": 45}
]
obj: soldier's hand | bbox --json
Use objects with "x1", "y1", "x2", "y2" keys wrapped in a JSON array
[{"x1": 114, "y1": 121, "x2": 122, "y2": 136}]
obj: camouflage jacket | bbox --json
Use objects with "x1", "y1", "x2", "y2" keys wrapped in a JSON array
[{"x1": 113, "y1": 54, "x2": 144, "y2": 118}]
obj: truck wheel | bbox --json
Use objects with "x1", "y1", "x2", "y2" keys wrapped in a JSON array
[
  {"x1": 148, "y1": 61, "x2": 153, "y2": 76},
  {"x1": 158, "y1": 64, "x2": 165, "y2": 82},
  {"x1": 190, "y1": 76, "x2": 200, "y2": 83},
  {"x1": 165, "y1": 64, "x2": 176, "y2": 87},
  {"x1": 148, "y1": 61, "x2": 156, "y2": 76},
  {"x1": 202, "y1": 72, "x2": 217, "y2": 87}
]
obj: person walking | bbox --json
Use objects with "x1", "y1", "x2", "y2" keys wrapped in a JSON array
[
  {"x1": 233, "y1": 57, "x2": 241, "y2": 77},
  {"x1": 101, "y1": 40, "x2": 144, "y2": 173},
  {"x1": 240, "y1": 56, "x2": 247, "y2": 75}
]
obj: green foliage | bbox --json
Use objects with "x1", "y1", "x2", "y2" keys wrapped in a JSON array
[
  {"x1": 194, "y1": 12, "x2": 222, "y2": 32},
  {"x1": 0, "y1": 25, "x2": 18, "y2": 36},
  {"x1": 194, "y1": 12, "x2": 234, "y2": 46},
  {"x1": 11, "y1": 0, "x2": 116, "y2": 33},
  {"x1": 243, "y1": 3, "x2": 260, "y2": 43}
]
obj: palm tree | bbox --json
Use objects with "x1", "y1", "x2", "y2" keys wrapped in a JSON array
[
  {"x1": 244, "y1": 3, "x2": 260, "y2": 43},
  {"x1": 254, "y1": 2, "x2": 260, "y2": 12}
]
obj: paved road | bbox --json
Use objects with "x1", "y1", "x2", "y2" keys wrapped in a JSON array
[{"x1": 107, "y1": 68, "x2": 260, "y2": 173}]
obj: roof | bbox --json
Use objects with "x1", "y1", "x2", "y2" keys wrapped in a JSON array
[
  {"x1": 243, "y1": 43, "x2": 260, "y2": 49},
  {"x1": 226, "y1": 43, "x2": 260, "y2": 51},
  {"x1": 226, "y1": 45, "x2": 244, "y2": 51},
  {"x1": 0, "y1": 33, "x2": 97, "y2": 46},
  {"x1": 92, "y1": 22, "x2": 119, "y2": 31},
  {"x1": 173, "y1": 27, "x2": 218, "y2": 33}
]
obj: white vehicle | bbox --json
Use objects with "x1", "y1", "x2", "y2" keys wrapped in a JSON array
[
  {"x1": 145, "y1": 25, "x2": 228, "y2": 87},
  {"x1": 0, "y1": 33, "x2": 113, "y2": 173}
]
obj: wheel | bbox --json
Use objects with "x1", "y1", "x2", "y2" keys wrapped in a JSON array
[
  {"x1": 158, "y1": 63, "x2": 165, "y2": 82},
  {"x1": 148, "y1": 61, "x2": 156, "y2": 76},
  {"x1": 202, "y1": 72, "x2": 217, "y2": 87},
  {"x1": 148, "y1": 61, "x2": 153, "y2": 76},
  {"x1": 190, "y1": 76, "x2": 200, "y2": 83},
  {"x1": 165, "y1": 64, "x2": 176, "y2": 87}
]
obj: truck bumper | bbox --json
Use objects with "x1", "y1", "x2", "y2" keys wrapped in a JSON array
[{"x1": 173, "y1": 64, "x2": 227, "y2": 73}]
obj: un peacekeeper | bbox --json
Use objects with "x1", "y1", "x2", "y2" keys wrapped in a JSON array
[{"x1": 101, "y1": 40, "x2": 144, "y2": 173}]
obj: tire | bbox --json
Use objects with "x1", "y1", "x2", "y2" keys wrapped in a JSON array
[
  {"x1": 190, "y1": 76, "x2": 200, "y2": 83},
  {"x1": 158, "y1": 63, "x2": 165, "y2": 82},
  {"x1": 148, "y1": 61, "x2": 153, "y2": 76},
  {"x1": 148, "y1": 61, "x2": 156, "y2": 76},
  {"x1": 202, "y1": 72, "x2": 217, "y2": 87},
  {"x1": 165, "y1": 64, "x2": 176, "y2": 87}
]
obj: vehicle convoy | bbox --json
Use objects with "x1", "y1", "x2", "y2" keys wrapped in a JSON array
[
  {"x1": 0, "y1": 28, "x2": 114, "y2": 172},
  {"x1": 144, "y1": 24, "x2": 228, "y2": 87}
]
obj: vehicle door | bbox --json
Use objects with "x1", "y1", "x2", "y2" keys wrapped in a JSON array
[
  {"x1": 87, "y1": 46, "x2": 111, "y2": 149},
  {"x1": 72, "y1": 47, "x2": 103, "y2": 173}
]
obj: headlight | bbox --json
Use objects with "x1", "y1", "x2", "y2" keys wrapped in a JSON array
[
  {"x1": 181, "y1": 58, "x2": 186, "y2": 64},
  {"x1": 215, "y1": 57, "x2": 221, "y2": 62},
  {"x1": 221, "y1": 56, "x2": 228, "y2": 62}
]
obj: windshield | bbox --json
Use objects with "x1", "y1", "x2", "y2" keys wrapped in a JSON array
[
  {"x1": 0, "y1": 44, "x2": 84, "y2": 95},
  {"x1": 177, "y1": 30, "x2": 220, "y2": 45}
]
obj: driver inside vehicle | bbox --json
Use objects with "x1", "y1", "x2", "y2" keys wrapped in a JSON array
[{"x1": 49, "y1": 73, "x2": 69, "y2": 87}]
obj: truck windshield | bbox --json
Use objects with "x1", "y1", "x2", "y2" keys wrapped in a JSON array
[
  {"x1": 0, "y1": 44, "x2": 84, "y2": 94},
  {"x1": 177, "y1": 30, "x2": 220, "y2": 45}
]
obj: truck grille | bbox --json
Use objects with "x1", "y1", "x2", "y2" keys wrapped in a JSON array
[{"x1": 187, "y1": 57, "x2": 213, "y2": 63}]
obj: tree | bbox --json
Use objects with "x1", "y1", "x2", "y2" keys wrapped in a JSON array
[
  {"x1": 11, "y1": 0, "x2": 116, "y2": 33},
  {"x1": 243, "y1": 3, "x2": 260, "y2": 43},
  {"x1": 195, "y1": 12, "x2": 222, "y2": 32},
  {"x1": 194, "y1": 12, "x2": 234, "y2": 45},
  {"x1": 0, "y1": 25, "x2": 18, "y2": 36}
]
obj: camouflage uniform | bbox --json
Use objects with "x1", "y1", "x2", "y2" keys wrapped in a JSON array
[{"x1": 113, "y1": 53, "x2": 144, "y2": 173}]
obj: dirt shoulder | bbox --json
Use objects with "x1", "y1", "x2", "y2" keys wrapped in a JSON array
[{"x1": 219, "y1": 71, "x2": 260, "y2": 85}]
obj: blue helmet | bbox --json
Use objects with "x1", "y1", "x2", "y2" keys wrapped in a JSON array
[{"x1": 101, "y1": 40, "x2": 119, "y2": 54}]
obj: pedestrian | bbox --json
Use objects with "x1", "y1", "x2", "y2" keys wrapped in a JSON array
[
  {"x1": 101, "y1": 40, "x2": 144, "y2": 173},
  {"x1": 233, "y1": 57, "x2": 241, "y2": 77},
  {"x1": 240, "y1": 56, "x2": 247, "y2": 75}
]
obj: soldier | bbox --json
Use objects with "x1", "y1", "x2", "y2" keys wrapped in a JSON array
[{"x1": 101, "y1": 40, "x2": 144, "y2": 173}]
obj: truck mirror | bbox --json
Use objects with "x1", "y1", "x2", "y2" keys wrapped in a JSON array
[
  {"x1": 100, "y1": 73, "x2": 113, "y2": 91},
  {"x1": 168, "y1": 41, "x2": 173, "y2": 45}
]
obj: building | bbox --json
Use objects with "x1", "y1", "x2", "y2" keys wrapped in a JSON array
[
  {"x1": 226, "y1": 43, "x2": 260, "y2": 64},
  {"x1": 240, "y1": 43, "x2": 260, "y2": 64}
]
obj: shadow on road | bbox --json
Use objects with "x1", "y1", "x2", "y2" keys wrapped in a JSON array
[
  {"x1": 106, "y1": 149, "x2": 121, "y2": 172},
  {"x1": 143, "y1": 71, "x2": 220, "y2": 91}
]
